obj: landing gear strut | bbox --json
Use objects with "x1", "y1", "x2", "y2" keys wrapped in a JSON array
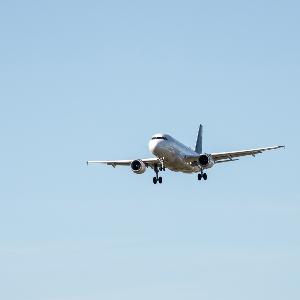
[
  {"x1": 153, "y1": 164, "x2": 163, "y2": 184},
  {"x1": 198, "y1": 169, "x2": 208, "y2": 181}
]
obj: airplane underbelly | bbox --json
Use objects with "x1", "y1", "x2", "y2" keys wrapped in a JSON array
[{"x1": 159, "y1": 146, "x2": 199, "y2": 173}]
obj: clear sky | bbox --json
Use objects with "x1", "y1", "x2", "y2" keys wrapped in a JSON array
[{"x1": 0, "y1": 1, "x2": 299, "y2": 299}]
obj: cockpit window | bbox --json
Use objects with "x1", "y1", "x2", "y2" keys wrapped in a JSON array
[{"x1": 151, "y1": 137, "x2": 168, "y2": 140}]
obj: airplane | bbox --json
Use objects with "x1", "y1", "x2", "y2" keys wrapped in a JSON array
[{"x1": 87, "y1": 125, "x2": 284, "y2": 184}]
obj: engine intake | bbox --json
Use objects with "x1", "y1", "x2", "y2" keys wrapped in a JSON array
[
  {"x1": 130, "y1": 159, "x2": 146, "y2": 174},
  {"x1": 199, "y1": 154, "x2": 214, "y2": 168}
]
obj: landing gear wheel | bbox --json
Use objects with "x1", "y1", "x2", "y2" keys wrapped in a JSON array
[
  {"x1": 198, "y1": 174, "x2": 202, "y2": 180},
  {"x1": 153, "y1": 164, "x2": 163, "y2": 185},
  {"x1": 203, "y1": 173, "x2": 207, "y2": 180}
]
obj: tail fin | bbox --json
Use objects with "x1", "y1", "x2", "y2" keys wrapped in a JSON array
[{"x1": 195, "y1": 124, "x2": 203, "y2": 154}]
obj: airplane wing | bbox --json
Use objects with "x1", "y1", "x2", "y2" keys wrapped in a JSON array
[
  {"x1": 211, "y1": 145, "x2": 285, "y2": 162},
  {"x1": 184, "y1": 145, "x2": 284, "y2": 164},
  {"x1": 87, "y1": 158, "x2": 160, "y2": 168}
]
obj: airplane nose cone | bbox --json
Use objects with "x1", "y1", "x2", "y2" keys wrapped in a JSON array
[
  {"x1": 148, "y1": 139, "x2": 156, "y2": 153},
  {"x1": 148, "y1": 139, "x2": 163, "y2": 155}
]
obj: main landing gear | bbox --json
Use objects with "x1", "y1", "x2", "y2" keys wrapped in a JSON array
[
  {"x1": 198, "y1": 170, "x2": 208, "y2": 181},
  {"x1": 153, "y1": 164, "x2": 163, "y2": 184}
]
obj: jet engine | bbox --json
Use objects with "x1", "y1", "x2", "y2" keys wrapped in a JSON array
[
  {"x1": 198, "y1": 154, "x2": 214, "y2": 168},
  {"x1": 130, "y1": 159, "x2": 146, "y2": 174}
]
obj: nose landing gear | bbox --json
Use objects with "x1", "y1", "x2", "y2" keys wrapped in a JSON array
[
  {"x1": 153, "y1": 176, "x2": 162, "y2": 184},
  {"x1": 153, "y1": 164, "x2": 163, "y2": 184}
]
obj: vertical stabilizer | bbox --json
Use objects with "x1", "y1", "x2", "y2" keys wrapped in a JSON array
[{"x1": 195, "y1": 124, "x2": 203, "y2": 154}]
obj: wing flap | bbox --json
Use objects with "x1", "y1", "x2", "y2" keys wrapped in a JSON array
[{"x1": 215, "y1": 158, "x2": 239, "y2": 164}]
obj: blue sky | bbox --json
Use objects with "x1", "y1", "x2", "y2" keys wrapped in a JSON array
[{"x1": 0, "y1": 1, "x2": 299, "y2": 299}]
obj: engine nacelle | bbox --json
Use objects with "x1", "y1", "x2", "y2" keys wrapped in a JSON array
[
  {"x1": 198, "y1": 154, "x2": 214, "y2": 168},
  {"x1": 130, "y1": 159, "x2": 146, "y2": 174}
]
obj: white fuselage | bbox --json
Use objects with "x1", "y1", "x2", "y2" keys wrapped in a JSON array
[{"x1": 148, "y1": 133, "x2": 202, "y2": 173}]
